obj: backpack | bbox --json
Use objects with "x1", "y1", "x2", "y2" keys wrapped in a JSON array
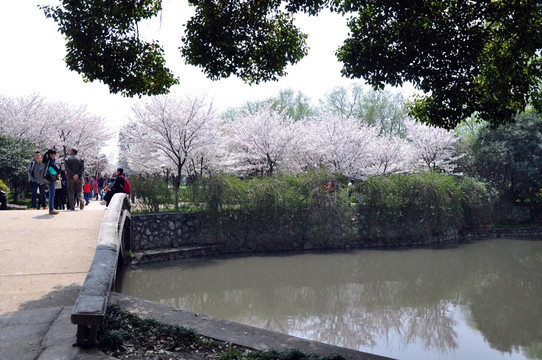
[{"x1": 120, "y1": 175, "x2": 131, "y2": 195}]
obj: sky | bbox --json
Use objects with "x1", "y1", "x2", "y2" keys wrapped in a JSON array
[{"x1": 0, "y1": 0, "x2": 414, "y2": 156}]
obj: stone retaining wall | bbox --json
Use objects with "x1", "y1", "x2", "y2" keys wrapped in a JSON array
[
  {"x1": 130, "y1": 212, "x2": 542, "y2": 264},
  {"x1": 131, "y1": 212, "x2": 209, "y2": 250},
  {"x1": 131, "y1": 211, "x2": 358, "y2": 255}
]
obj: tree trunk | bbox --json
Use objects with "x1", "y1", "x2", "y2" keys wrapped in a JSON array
[
  {"x1": 12, "y1": 188, "x2": 20, "y2": 204},
  {"x1": 173, "y1": 167, "x2": 182, "y2": 211}
]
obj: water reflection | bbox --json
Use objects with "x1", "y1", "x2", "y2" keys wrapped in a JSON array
[{"x1": 120, "y1": 239, "x2": 542, "y2": 360}]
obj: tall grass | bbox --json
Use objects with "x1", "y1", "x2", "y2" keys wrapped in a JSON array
[
  {"x1": 133, "y1": 170, "x2": 502, "y2": 247},
  {"x1": 359, "y1": 172, "x2": 494, "y2": 242},
  {"x1": 192, "y1": 171, "x2": 354, "y2": 246}
]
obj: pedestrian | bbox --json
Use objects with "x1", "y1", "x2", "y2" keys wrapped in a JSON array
[
  {"x1": 27, "y1": 151, "x2": 47, "y2": 210},
  {"x1": 60, "y1": 166, "x2": 68, "y2": 208},
  {"x1": 0, "y1": 189, "x2": 6, "y2": 210},
  {"x1": 53, "y1": 164, "x2": 64, "y2": 210},
  {"x1": 93, "y1": 176, "x2": 99, "y2": 200},
  {"x1": 102, "y1": 168, "x2": 130, "y2": 206},
  {"x1": 347, "y1": 180, "x2": 353, "y2": 199},
  {"x1": 64, "y1": 148, "x2": 85, "y2": 210},
  {"x1": 83, "y1": 177, "x2": 92, "y2": 205},
  {"x1": 54, "y1": 164, "x2": 67, "y2": 210},
  {"x1": 42, "y1": 149, "x2": 61, "y2": 215},
  {"x1": 97, "y1": 174, "x2": 106, "y2": 200}
]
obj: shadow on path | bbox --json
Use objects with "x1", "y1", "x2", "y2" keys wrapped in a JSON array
[
  {"x1": 0, "y1": 284, "x2": 81, "y2": 360},
  {"x1": 17, "y1": 283, "x2": 81, "y2": 311}
]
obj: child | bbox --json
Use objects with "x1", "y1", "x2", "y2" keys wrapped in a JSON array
[{"x1": 83, "y1": 177, "x2": 92, "y2": 205}]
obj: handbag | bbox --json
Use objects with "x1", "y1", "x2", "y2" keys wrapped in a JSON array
[{"x1": 43, "y1": 161, "x2": 57, "y2": 183}]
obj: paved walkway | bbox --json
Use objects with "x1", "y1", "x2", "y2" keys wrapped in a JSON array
[{"x1": 0, "y1": 200, "x2": 107, "y2": 360}]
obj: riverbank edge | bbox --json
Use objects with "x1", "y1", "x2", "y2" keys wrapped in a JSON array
[
  {"x1": 129, "y1": 225, "x2": 542, "y2": 265},
  {"x1": 108, "y1": 292, "x2": 394, "y2": 360}
]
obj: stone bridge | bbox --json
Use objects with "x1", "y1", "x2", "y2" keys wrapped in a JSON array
[{"x1": 0, "y1": 198, "x2": 108, "y2": 359}]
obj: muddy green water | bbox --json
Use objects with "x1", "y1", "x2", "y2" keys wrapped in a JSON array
[{"x1": 120, "y1": 238, "x2": 542, "y2": 360}]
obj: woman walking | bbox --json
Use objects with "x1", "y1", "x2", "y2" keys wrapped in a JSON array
[{"x1": 43, "y1": 149, "x2": 61, "y2": 215}]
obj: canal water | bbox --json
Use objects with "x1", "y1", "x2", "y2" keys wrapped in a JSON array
[{"x1": 119, "y1": 238, "x2": 542, "y2": 360}]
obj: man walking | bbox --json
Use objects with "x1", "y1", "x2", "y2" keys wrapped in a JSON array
[
  {"x1": 28, "y1": 151, "x2": 47, "y2": 210},
  {"x1": 64, "y1": 148, "x2": 85, "y2": 210}
]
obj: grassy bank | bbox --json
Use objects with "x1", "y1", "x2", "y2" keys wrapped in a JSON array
[{"x1": 131, "y1": 171, "x2": 529, "y2": 246}]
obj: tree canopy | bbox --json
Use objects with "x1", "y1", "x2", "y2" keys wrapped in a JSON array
[
  {"x1": 120, "y1": 95, "x2": 460, "y2": 181},
  {"x1": 223, "y1": 89, "x2": 317, "y2": 121},
  {"x1": 337, "y1": 0, "x2": 542, "y2": 129},
  {"x1": 0, "y1": 134, "x2": 35, "y2": 201},
  {"x1": 41, "y1": 0, "x2": 178, "y2": 97},
  {"x1": 0, "y1": 94, "x2": 112, "y2": 165},
  {"x1": 470, "y1": 112, "x2": 542, "y2": 202},
  {"x1": 42, "y1": 0, "x2": 542, "y2": 128}
]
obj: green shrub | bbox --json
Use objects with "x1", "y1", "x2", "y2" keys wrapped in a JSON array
[
  {"x1": 292, "y1": 171, "x2": 352, "y2": 243},
  {"x1": 193, "y1": 174, "x2": 248, "y2": 212},
  {"x1": 246, "y1": 349, "x2": 347, "y2": 360},
  {"x1": 0, "y1": 179, "x2": 8, "y2": 193},
  {"x1": 360, "y1": 172, "x2": 465, "y2": 242},
  {"x1": 459, "y1": 177, "x2": 496, "y2": 227},
  {"x1": 192, "y1": 171, "x2": 354, "y2": 246},
  {"x1": 243, "y1": 174, "x2": 307, "y2": 239},
  {"x1": 134, "y1": 175, "x2": 173, "y2": 213},
  {"x1": 137, "y1": 170, "x2": 507, "y2": 246}
]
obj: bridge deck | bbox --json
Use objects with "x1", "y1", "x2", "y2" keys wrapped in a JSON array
[{"x1": 0, "y1": 201, "x2": 105, "y2": 314}]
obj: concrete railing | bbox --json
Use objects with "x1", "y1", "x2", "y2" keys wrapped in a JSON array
[{"x1": 71, "y1": 193, "x2": 131, "y2": 347}]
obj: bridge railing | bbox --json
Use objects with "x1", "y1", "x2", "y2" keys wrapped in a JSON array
[{"x1": 71, "y1": 193, "x2": 131, "y2": 347}]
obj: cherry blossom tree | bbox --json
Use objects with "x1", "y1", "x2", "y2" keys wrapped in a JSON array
[
  {"x1": 405, "y1": 120, "x2": 461, "y2": 173},
  {"x1": 125, "y1": 95, "x2": 221, "y2": 209},
  {"x1": 120, "y1": 95, "x2": 462, "y2": 188},
  {"x1": 0, "y1": 94, "x2": 49, "y2": 144},
  {"x1": 294, "y1": 115, "x2": 459, "y2": 179},
  {"x1": 224, "y1": 105, "x2": 302, "y2": 176},
  {"x1": 186, "y1": 131, "x2": 225, "y2": 179},
  {"x1": 0, "y1": 94, "x2": 112, "y2": 170},
  {"x1": 296, "y1": 114, "x2": 381, "y2": 179},
  {"x1": 364, "y1": 135, "x2": 415, "y2": 176},
  {"x1": 44, "y1": 102, "x2": 112, "y2": 165}
]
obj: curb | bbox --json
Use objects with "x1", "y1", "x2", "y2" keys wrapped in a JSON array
[
  {"x1": 37, "y1": 307, "x2": 79, "y2": 360},
  {"x1": 37, "y1": 307, "x2": 115, "y2": 360}
]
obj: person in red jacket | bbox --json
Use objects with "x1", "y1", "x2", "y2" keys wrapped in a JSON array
[{"x1": 83, "y1": 177, "x2": 92, "y2": 206}]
